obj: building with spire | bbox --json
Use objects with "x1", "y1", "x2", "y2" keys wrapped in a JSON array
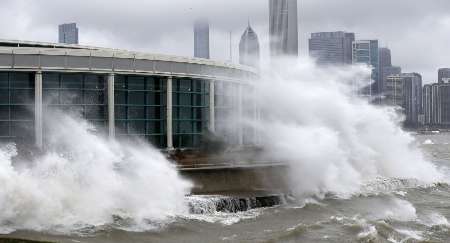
[
  {"x1": 239, "y1": 22, "x2": 260, "y2": 68},
  {"x1": 269, "y1": 0, "x2": 298, "y2": 57}
]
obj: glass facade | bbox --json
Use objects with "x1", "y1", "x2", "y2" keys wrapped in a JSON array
[
  {"x1": 0, "y1": 70, "x2": 252, "y2": 150},
  {"x1": 0, "y1": 72, "x2": 35, "y2": 144},
  {"x1": 214, "y1": 81, "x2": 240, "y2": 145},
  {"x1": 242, "y1": 84, "x2": 257, "y2": 146},
  {"x1": 172, "y1": 78, "x2": 209, "y2": 148},
  {"x1": 115, "y1": 75, "x2": 166, "y2": 148},
  {"x1": 43, "y1": 73, "x2": 107, "y2": 132}
]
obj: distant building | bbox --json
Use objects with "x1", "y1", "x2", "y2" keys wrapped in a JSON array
[
  {"x1": 58, "y1": 23, "x2": 78, "y2": 44},
  {"x1": 378, "y1": 48, "x2": 392, "y2": 67},
  {"x1": 239, "y1": 23, "x2": 260, "y2": 68},
  {"x1": 308, "y1": 31, "x2": 354, "y2": 65},
  {"x1": 438, "y1": 68, "x2": 450, "y2": 83},
  {"x1": 269, "y1": 0, "x2": 298, "y2": 57},
  {"x1": 380, "y1": 66, "x2": 401, "y2": 93},
  {"x1": 385, "y1": 73, "x2": 422, "y2": 127},
  {"x1": 194, "y1": 19, "x2": 210, "y2": 59},
  {"x1": 378, "y1": 47, "x2": 401, "y2": 94},
  {"x1": 423, "y1": 80, "x2": 450, "y2": 128},
  {"x1": 352, "y1": 40, "x2": 379, "y2": 95}
]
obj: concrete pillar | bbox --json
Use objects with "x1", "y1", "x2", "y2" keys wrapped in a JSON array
[
  {"x1": 209, "y1": 80, "x2": 215, "y2": 132},
  {"x1": 166, "y1": 76, "x2": 174, "y2": 149},
  {"x1": 35, "y1": 71, "x2": 43, "y2": 149},
  {"x1": 238, "y1": 84, "x2": 244, "y2": 146},
  {"x1": 107, "y1": 73, "x2": 115, "y2": 138}
]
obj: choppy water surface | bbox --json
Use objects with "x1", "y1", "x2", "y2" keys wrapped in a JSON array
[{"x1": 2, "y1": 133, "x2": 450, "y2": 243}]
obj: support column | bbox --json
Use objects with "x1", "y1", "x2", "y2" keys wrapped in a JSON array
[
  {"x1": 166, "y1": 76, "x2": 173, "y2": 149},
  {"x1": 35, "y1": 71, "x2": 43, "y2": 149},
  {"x1": 238, "y1": 84, "x2": 244, "y2": 146},
  {"x1": 107, "y1": 73, "x2": 115, "y2": 138},
  {"x1": 209, "y1": 80, "x2": 215, "y2": 132}
]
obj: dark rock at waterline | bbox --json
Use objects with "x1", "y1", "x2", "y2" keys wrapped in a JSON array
[{"x1": 0, "y1": 238, "x2": 55, "y2": 243}]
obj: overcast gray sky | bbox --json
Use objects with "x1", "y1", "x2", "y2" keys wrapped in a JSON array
[{"x1": 0, "y1": 0, "x2": 449, "y2": 82}]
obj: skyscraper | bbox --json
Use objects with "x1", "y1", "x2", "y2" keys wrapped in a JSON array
[
  {"x1": 352, "y1": 40, "x2": 379, "y2": 95},
  {"x1": 378, "y1": 47, "x2": 401, "y2": 94},
  {"x1": 269, "y1": 0, "x2": 298, "y2": 57},
  {"x1": 194, "y1": 19, "x2": 210, "y2": 59},
  {"x1": 438, "y1": 68, "x2": 450, "y2": 83},
  {"x1": 378, "y1": 48, "x2": 391, "y2": 67},
  {"x1": 239, "y1": 23, "x2": 260, "y2": 68},
  {"x1": 423, "y1": 81, "x2": 450, "y2": 127},
  {"x1": 308, "y1": 31, "x2": 355, "y2": 65},
  {"x1": 58, "y1": 23, "x2": 79, "y2": 44},
  {"x1": 385, "y1": 73, "x2": 422, "y2": 127}
]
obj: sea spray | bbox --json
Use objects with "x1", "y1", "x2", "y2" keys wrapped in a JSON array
[
  {"x1": 0, "y1": 111, "x2": 192, "y2": 234},
  {"x1": 244, "y1": 57, "x2": 444, "y2": 199}
]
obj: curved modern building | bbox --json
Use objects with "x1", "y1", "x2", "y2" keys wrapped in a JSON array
[{"x1": 0, "y1": 39, "x2": 257, "y2": 150}]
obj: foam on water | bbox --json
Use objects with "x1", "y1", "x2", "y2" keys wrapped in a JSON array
[
  {"x1": 248, "y1": 58, "x2": 446, "y2": 199},
  {"x1": 0, "y1": 111, "x2": 192, "y2": 234}
]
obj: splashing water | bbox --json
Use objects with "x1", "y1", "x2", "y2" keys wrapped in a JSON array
[
  {"x1": 0, "y1": 111, "x2": 192, "y2": 234},
  {"x1": 250, "y1": 58, "x2": 445, "y2": 199}
]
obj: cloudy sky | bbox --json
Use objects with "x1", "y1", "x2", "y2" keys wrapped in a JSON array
[{"x1": 0, "y1": 0, "x2": 449, "y2": 82}]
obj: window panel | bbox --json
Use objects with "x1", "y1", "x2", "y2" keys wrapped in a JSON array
[
  {"x1": 11, "y1": 73, "x2": 33, "y2": 88},
  {"x1": 0, "y1": 121, "x2": 9, "y2": 136},
  {"x1": 61, "y1": 74, "x2": 83, "y2": 89},
  {"x1": 0, "y1": 90, "x2": 9, "y2": 104},
  {"x1": 127, "y1": 106, "x2": 145, "y2": 119},
  {"x1": 43, "y1": 73, "x2": 60, "y2": 88},
  {"x1": 128, "y1": 91, "x2": 145, "y2": 105},
  {"x1": 85, "y1": 105, "x2": 105, "y2": 120},
  {"x1": 0, "y1": 107, "x2": 9, "y2": 120},
  {"x1": 0, "y1": 73, "x2": 9, "y2": 88}
]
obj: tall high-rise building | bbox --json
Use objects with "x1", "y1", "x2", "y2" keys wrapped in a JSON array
[
  {"x1": 352, "y1": 40, "x2": 379, "y2": 95},
  {"x1": 308, "y1": 31, "x2": 355, "y2": 65},
  {"x1": 269, "y1": 0, "x2": 298, "y2": 57},
  {"x1": 438, "y1": 68, "x2": 450, "y2": 83},
  {"x1": 239, "y1": 23, "x2": 260, "y2": 68},
  {"x1": 58, "y1": 23, "x2": 79, "y2": 44},
  {"x1": 378, "y1": 48, "x2": 392, "y2": 67},
  {"x1": 385, "y1": 73, "x2": 422, "y2": 127},
  {"x1": 423, "y1": 82, "x2": 450, "y2": 127},
  {"x1": 194, "y1": 19, "x2": 210, "y2": 59},
  {"x1": 378, "y1": 47, "x2": 401, "y2": 94}
]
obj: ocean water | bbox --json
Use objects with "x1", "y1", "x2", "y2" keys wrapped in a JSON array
[
  {"x1": 2, "y1": 133, "x2": 450, "y2": 243},
  {"x1": 2, "y1": 59, "x2": 450, "y2": 242}
]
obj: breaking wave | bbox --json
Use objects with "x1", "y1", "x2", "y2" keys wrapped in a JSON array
[{"x1": 0, "y1": 111, "x2": 192, "y2": 234}]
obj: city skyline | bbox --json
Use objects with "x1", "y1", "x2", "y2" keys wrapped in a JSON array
[{"x1": 0, "y1": 0, "x2": 449, "y2": 82}]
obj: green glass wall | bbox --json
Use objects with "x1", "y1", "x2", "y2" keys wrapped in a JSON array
[
  {"x1": 242, "y1": 84, "x2": 257, "y2": 145},
  {"x1": 0, "y1": 72, "x2": 35, "y2": 144},
  {"x1": 114, "y1": 75, "x2": 166, "y2": 148},
  {"x1": 172, "y1": 78, "x2": 209, "y2": 148},
  {"x1": 42, "y1": 73, "x2": 107, "y2": 131},
  {"x1": 214, "y1": 81, "x2": 239, "y2": 145}
]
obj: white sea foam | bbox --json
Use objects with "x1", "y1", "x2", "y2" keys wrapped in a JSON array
[
  {"x1": 245, "y1": 58, "x2": 445, "y2": 199},
  {"x1": 378, "y1": 198, "x2": 417, "y2": 222},
  {"x1": 0, "y1": 111, "x2": 192, "y2": 234}
]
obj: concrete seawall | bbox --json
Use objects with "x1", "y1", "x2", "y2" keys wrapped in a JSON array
[{"x1": 180, "y1": 163, "x2": 291, "y2": 195}]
